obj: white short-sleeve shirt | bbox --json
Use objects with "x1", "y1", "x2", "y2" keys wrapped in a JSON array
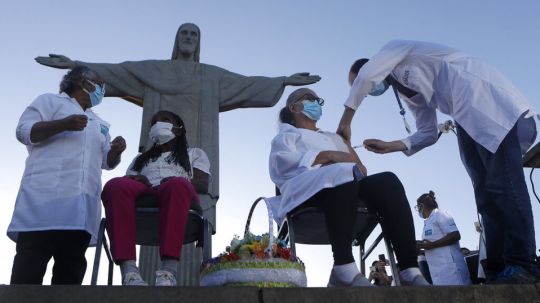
[{"x1": 126, "y1": 147, "x2": 210, "y2": 187}]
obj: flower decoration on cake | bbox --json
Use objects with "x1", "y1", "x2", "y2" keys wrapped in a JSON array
[
  {"x1": 202, "y1": 232, "x2": 302, "y2": 267},
  {"x1": 200, "y1": 232, "x2": 306, "y2": 287}
]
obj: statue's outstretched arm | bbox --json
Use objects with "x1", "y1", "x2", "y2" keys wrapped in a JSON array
[
  {"x1": 284, "y1": 72, "x2": 321, "y2": 86},
  {"x1": 35, "y1": 54, "x2": 141, "y2": 105},
  {"x1": 35, "y1": 54, "x2": 75, "y2": 69}
]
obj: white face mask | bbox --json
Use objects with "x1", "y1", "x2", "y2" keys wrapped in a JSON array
[{"x1": 149, "y1": 121, "x2": 177, "y2": 145}]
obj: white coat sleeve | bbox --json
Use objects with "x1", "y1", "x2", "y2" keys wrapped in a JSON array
[
  {"x1": 16, "y1": 95, "x2": 56, "y2": 146},
  {"x1": 345, "y1": 40, "x2": 416, "y2": 110},
  {"x1": 269, "y1": 131, "x2": 321, "y2": 187},
  {"x1": 101, "y1": 133, "x2": 115, "y2": 170},
  {"x1": 400, "y1": 96, "x2": 439, "y2": 156},
  {"x1": 437, "y1": 211, "x2": 459, "y2": 234}
]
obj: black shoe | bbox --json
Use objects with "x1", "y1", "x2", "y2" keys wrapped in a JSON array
[{"x1": 493, "y1": 265, "x2": 540, "y2": 284}]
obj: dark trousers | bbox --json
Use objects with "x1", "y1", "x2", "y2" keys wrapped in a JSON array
[
  {"x1": 456, "y1": 122, "x2": 536, "y2": 278},
  {"x1": 10, "y1": 230, "x2": 91, "y2": 285},
  {"x1": 303, "y1": 172, "x2": 418, "y2": 269}
]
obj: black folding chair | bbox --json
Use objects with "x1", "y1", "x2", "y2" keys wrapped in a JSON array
[
  {"x1": 91, "y1": 194, "x2": 213, "y2": 285},
  {"x1": 275, "y1": 199, "x2": 401, "y2": 286}
]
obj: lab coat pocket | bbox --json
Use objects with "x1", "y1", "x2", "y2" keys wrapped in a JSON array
[
  {"x1": 29, "y1": 157, "x2": 62, "y2": 188},
  {"x1": 426, "y1": 246, "x2": 453, "y2": 265}
]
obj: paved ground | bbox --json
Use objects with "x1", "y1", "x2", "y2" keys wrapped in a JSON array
[{"x1": 0, "y1": 284, "x2": 539, "y2": 303}]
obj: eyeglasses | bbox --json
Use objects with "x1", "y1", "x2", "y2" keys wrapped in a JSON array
[
  {"x1": 86, "y1": 79, "x2": 106, "y2": 93},
  {"x1": 311, "y1": 98, "x2": 325, "y2": 106},
  {"x1": 414, "y1": 204, "x2": 423, "y2": 211},
  {"x1": 300, "y1": 97, "x2": 324, "y2": 106}
]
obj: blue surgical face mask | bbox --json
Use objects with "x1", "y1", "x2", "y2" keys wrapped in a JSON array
[
  {"x1": 415, "y1": 204, "x2": 426, "y2": 219},
  {"x1": 83, "y1": 80, "x2": 106, "y2": 107},
  {"x1": 301, "y1": 100, "x2": 322, "y2": 121},
  {"x1": 369, "y1": 81, "x2": 389, "y2": 96}
]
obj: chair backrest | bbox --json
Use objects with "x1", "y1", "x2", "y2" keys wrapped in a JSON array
[{"x1": 135, "y1": 195, "x2": 204, "y2": 246}]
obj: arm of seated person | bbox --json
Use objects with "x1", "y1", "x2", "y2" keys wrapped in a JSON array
[
  {"x1": 191, "y1": 168, "x2": 210, "y2": 194},
  {"x1": 313, "y1": 148, "x2": 367, "y2": 176},
  {"x1": 313, "y1": 150, "x2": 355, "y2": 166}
]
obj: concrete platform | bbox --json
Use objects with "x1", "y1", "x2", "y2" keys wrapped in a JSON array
[{"x1": 0, "y1": 284, "x2": 539, "y2": 303}]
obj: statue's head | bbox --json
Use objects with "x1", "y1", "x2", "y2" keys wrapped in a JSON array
[{"x1": 172, "y1": 23, "x2": 201, "y2": 62}]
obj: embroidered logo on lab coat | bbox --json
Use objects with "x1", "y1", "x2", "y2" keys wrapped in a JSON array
[
  {"x1": 425, "y1": 229, "x2": 432, "y2": 236},
  {"x1": 402, "y1": 70, "x2": 410, "y2": 86},
  {"x1": 100, "y1": 124, "x2": 109, "y2": 136}
]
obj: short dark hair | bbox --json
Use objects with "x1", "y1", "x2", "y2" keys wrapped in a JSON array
[
  {"x1": 59, "y1": 66, "x2": 96, "y2": 94},
  {"x1": 417, "y1": 190, "x2": 439, "y2": 209},
  {"x1": 279, "y1": 106, "x2": 295, "y2": 126},
  {"x1": 350, "y1": 58, "x2": 370, "y2": 76}
]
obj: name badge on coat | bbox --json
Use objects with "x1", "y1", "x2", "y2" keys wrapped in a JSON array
[{"x1": 100, "y1": 124, "x2": 109, "y2": 137}]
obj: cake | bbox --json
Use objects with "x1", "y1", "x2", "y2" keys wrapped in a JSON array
[{"x1": 200, "y1": 232, "x2": 307, "y2": 287}]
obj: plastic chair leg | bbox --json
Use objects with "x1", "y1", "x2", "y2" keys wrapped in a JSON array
[
  {"x1": 383, "y1": 234, "x2": 401, "y2": 286},
  {"x1": 91, "y1": 218, "x2": 107, "y2": 285},
  {"x1": 202, "y1": 218, "x2": 212, "y2": 261},
  {"x1": 287, "y1": 217, "x2": 297, "y2": 257}
]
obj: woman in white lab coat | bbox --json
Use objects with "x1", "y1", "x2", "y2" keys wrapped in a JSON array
[
  {"x1": 8, "y1": 66, "x2": 126, "y2": 285},
  {"x1": 338, "y1": 40, "x2": 539, "y2": 283},
  {"x1": 416, "y1": 191, "x2": 471, "y2": 285},
  {"x1": 270, "y1": 87, "x2": 430, "y2": 287}
]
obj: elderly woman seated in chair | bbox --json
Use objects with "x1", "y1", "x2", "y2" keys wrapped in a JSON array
[
  {"x1": 101, "y1": 110, "x2": 210, "y2": 286},
  {"x1": 269, "y1": 88, "x2": 429, "y2": 287}
]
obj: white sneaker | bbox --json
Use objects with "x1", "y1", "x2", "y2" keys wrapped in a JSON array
[
  {"x1": 327, "y1": 269, "x2": 373, "y2": 287},
  {"x1": 155, "y1": 270, "x2": 177, "y2": 286},
  {"x1": 123, "y1": 271, "x2": 149, "y2": 286}
]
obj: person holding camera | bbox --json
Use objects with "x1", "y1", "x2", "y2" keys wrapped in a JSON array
[{"x1": 369, "y1": 258, "x2": 393, "y2": 286}]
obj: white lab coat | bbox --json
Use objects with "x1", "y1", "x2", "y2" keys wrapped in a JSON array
[
  {"x1": 8, "y1": 93, "x2": 116, "y2": 245},
  {"x1": 268, "y1": 123, "x2": 357, "y2": 223},
  {"x1": 345, "y1": 40, "x2": 537, "y2": 155},
  {"x1": 422, "y1": 209, "x2": 472, "y2": 285}
]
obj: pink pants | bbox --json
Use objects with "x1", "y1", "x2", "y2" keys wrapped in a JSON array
[{"x1": 101, "y1": 176, "x2": 199, "y2": 263}]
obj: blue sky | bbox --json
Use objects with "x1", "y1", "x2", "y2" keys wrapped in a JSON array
[{"x1": 0, "y1": 0, "x2": 539, "y2": 286}]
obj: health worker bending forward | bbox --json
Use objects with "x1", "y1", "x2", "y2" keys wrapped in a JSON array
[{"x1": 338, "y1": 40, "x2": 539, "y2": 283}]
